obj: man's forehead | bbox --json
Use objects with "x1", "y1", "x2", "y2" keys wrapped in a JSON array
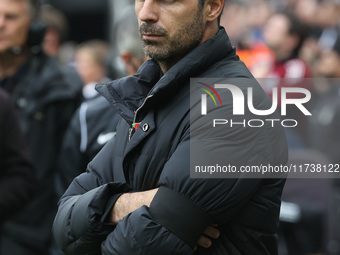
[{"x1": 0, "y1": 0, "x2": 32, "y2": 16}]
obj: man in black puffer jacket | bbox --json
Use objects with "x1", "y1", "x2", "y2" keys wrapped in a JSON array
[{"x1": 53, "y1": 0, "x2": 288, "y2": 254}]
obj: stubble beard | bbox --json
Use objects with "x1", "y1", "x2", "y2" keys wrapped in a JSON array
[{"x1": 139, "y1": 9, "x2": 205, "y2": 68}]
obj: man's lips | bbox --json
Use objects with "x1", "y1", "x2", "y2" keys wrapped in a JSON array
[{"x1": 142, "y1": 34, "x2": 164, "y2": 40}]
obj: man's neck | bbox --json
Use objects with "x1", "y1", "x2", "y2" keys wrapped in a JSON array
[
  {"x1": 0, "y1": 52, "x2": 28, "y2": 80},
  {"x1": 157, "y1": 55, "x2": 182, "y2": 74}
]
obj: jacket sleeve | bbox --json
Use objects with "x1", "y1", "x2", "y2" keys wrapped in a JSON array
[
  {"x1": 0, "y1": 93, "x2": 36, "y2": 223},
  {"x1": 52, "y1": 138, "x2": 131, "y2": 255},
  {"x1": 100, "y1": 141, "x2": 210, "y2": 255},
  {"x1": 100, "y1": 144, "x2": 265, "y2": 255}
]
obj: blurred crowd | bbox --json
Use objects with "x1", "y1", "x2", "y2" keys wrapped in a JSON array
[
  {"x1": 0, "y1": 0, "x2": 340, "y2": 254},
  {"x1": 221, "y1": 1, "x2": 340, "y2": 255}
]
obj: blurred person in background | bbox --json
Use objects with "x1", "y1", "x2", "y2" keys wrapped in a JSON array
[
  {"x1": 220, "y1": 0, "x2": 274, "y2": 69},
  {"x1": 114, "y1": 5, "x2": 148, "y2": 76},
  {"x1": 294, "y1": 0, "x2": 340, "y2": 73},
  {"x1": 315, "y1": 34, "x2": 340, "y2": 79},
  {"x1": 75, "y1": 40, "x2": 111, "y2": 100},
  {"x1": 259, "y1": 11, "x2": 312, "y2": 148},
  {"x1": 40, "y1": 4, "x2": 68, "y2": 58},
  {"x1": 219, "y1": 0, "x2": 249, "y2": 49},
  {"x1": 55, "y1": 6, "x2": 147, "y2": 198},
  {"x1": 40, "y1": 3, "x2": 83, "y2": 86},
  {"x1": 312, "y1": 0, "x2": 340, "y2": 52},
  {"x1": 56, "y1": 40, "x2": 115, "y2": 196},
  {"x1": 260, "y1": 11, "x2": 312, "y2": 81},
  {"x1": 308, "y1": 36, "x2": 340, "y2": 164},
  {"x1": 0, "y1": 0, "x2": 82, "y2": 254},
  {"x1": 223, "y1": 0, "x2": 339, "y2": 254},
  {"x1": 307, "y1": 36, "x2": 340, "y2": 255},
  {"x1": 106, "y1": 4, "x2": 148, "y2": 79},
  {"x1": 268, "y1": 3, "x2": 340, "y2": 254},
  {"x1": 0, "y1": 88, "x2": 36, "y2": 236}
]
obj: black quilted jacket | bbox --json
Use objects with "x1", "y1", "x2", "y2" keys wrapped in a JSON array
[{"x1": 53, "y1": 28, "x2": 288, "y2": 255}]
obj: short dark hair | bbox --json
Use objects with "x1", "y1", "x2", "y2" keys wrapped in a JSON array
[{"x1": 40, "y1": 4, "x2": 69, "y2": 43}]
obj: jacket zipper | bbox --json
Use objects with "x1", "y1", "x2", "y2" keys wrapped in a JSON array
[{"x1": 129, "y1": 94, "x2": 154, "y2": 141}]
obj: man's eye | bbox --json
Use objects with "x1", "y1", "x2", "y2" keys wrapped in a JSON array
[{"x1": 6, "y1": 14, "x2": 18, "y2": 20}]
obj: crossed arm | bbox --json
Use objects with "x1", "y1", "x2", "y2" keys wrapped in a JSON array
[
  {"x1": 53, "y1": 111, "x2": 275, "y2": 255},
  {"x1": 110, "y1": 188, "x2": 220, "y2": 249}
]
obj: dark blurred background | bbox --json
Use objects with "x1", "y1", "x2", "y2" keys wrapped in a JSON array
[{"x1": 44, "y1": 0, "x2": 110, "y2": 42}]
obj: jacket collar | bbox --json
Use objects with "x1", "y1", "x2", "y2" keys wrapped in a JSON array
[{"x1": 96, "y1": 27, "x2": 235, "y2": 123}]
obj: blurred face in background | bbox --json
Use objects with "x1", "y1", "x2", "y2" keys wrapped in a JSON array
[
  {"x1": 316, "y1": 50, "x2": 340, "y2": 78},
  {"x1": 247, "y1": 0, "x2": 272, "y2": 29},
  {"x1": 43, "y1": 28, "x2": 60, "y2": 57},
  {"x1": 315, "y1": 0, "x2": 340, "y2": 28},
  {"x1": 294, "y1": 0, "x2": 318, "y2": 25},
  {"x1": 75, "y1": 48, "x2": 106, "y2": 85},
  {"x1": 0, "y1": 0, "x2": 31, "y2": 53},
  {"x1": 220, "y1": 2, "x2": 248, "y2": 45},
  {"x1": 263, "y1": 14, "x2": 289, "y2": 52}
]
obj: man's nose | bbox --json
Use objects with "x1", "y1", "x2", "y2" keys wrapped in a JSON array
[{"x1": 136, "y1": 0, "x2": 159, "y2": 23}]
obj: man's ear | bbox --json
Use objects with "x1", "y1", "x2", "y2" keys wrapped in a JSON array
[
  {"x1": 120, "y1": 51, "x2": 133, "y2": 66},
  {"x1": 204, "y1": 0, "x2": 225, "y2": 22},
  {"x1": 120, "y1": 51, "x2": 143, "y2": 76}
]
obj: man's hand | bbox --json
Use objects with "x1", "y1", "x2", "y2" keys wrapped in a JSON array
[
  {"x1": 110, "y1": 188, "x2": 159, "y2": 224},
  {"x1": 195, "y1": 224, "x2": 220, "y2": 250}
]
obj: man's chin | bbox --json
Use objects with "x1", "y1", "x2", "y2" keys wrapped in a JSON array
[{"x1": 143, "y1": 45, "x2": 166, "y2": 60}]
